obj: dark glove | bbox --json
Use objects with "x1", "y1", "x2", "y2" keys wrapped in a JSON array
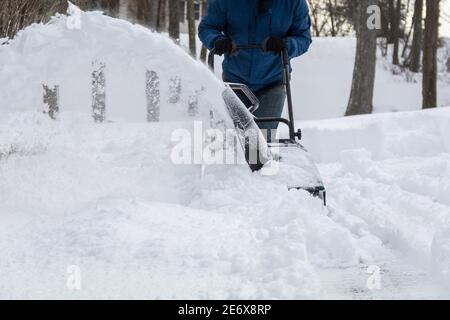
[
  {"x1": 214, "y1": 38, "x2": 234, "y2": 56},
  {"x1": 262, "y1": 37, "x2": 287, "y2": 54}
]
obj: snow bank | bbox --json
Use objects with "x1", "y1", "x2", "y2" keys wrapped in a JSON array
[
  {"x1": 299, "y1": 107, "x2": 450, "y2": 292},
  {"x1": 0, "y1": 111, "x2": 367, "y2": 299},
  {"x1": 0, "y1": 7, "x2": 364, "y2": 299},
  {"x1": 0, "y1": 5, "x2": 225, "y2": 123},
  {"x1": 300, "y1": 107, "x2": 450, "y2": 163}
]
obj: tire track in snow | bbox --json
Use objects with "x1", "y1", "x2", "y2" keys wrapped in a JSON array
[{"x1": 319, "y1": 154, "x2": 450, "y2": 298}]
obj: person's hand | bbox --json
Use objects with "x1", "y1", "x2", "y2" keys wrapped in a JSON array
[
  {"x1": 214, "y1": 38, "x2": 234, "y2": 56},
  {"x1": 262, "y1": 37, "x2": 287, "y2": 54}
]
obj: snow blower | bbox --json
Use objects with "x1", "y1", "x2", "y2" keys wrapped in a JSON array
[{"x1": 209, "y1": 45, "x2": 327, "y2": 206}]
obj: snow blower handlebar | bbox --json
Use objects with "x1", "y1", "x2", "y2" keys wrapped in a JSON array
[
  {"x1": 208, "y1": 45, "x2": 301, "y2": 142},
  {"x1": 208, "y1": 44, "x2": 262, "y2": 71}
]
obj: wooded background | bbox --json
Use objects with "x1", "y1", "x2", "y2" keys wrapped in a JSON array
[{"x1": 0, "y1": 0, "x2": 448, "y2": 115}]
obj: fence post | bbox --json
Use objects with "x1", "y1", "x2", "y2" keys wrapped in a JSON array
[
  {"x1": 146, "y1": 70, "x2": 160, "y2": 122},
  {"x1": 92, "y1": 60, "x2": 106, "y2": 123},
  {"x1": 168, "y1": 76, "x2": 181, "y2": 104},
  {"x1": 188, "y1": 91, "x2": 199, "y2": 117},
  {"x1": 42, "y1": 84, "x2": 59, "y2": 120}
]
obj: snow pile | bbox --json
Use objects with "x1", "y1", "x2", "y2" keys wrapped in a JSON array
[
  {"x1": 0, "y1": 7, "x2": 360, "y2": 299},
  {"x1": 0, "y1": 4, "x2": 225, "y2": 123},
  {"x1": 300, "y1": 107, "x2": 450, "y2": 293},
  {"x1": 300, "y1": 108, "x2": 450, "y2": 163},
  {"x1": 0, "y1": 111, "x2": 360, "y2": 299},
  {"x1": 2, "y1": 107, "x2": 449, "y2": 299},
  {"x1": 0, "y1": 7, "x2": 449, "y2": 299}
]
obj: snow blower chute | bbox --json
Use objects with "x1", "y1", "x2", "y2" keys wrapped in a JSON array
[{"x1": 209, "y1": 45, "x2": 327, "y2": 206}]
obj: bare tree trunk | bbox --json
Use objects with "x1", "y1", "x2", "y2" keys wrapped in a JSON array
[
  {"x1": 157, "y1": 0, "x2": 167, "y2": 32},
  {"x1": 168, "y1": 0, "x2": 180, "y2": 41},
  {"x1": 187, "y1": 0, "x2": 196, "y2": 57},
  {"x1": 119, "y1": 0, "x2": 128, "y2": 20},
  {"x1": 392, "y1": 0, "x2": 401, "y2": 65},
  {"x1": 98, "y1": 0, "x2": 120, "y2": 17},
  {"x1": 388, "y1": 0, "x2": 396, "y2": 43},
  {"x1": 380, "y1": 0, "x2": 390, "y2": 46},
  {"x1": 345, "y1": 0, "x2": 378, "y2": 116},
  {"x1": 408, "y1": 0, "x2": 423, "y2": 72},
  {"x1": 148, "y1": 0, "x2": 160, "y2": 29},
  {"x1": 327, "y1": 0, "x2": 337, "y2": 37},
  {"x1": 400, "y1": 0, "x2": 412, "y2": 59},
  {"x1": 310, "y1": 0, "x2": 328, "y2": 37},
  {"x1": 422, "y1": 0, "x2": 440, "y2": 109},
  {"x1": 129, "y1": 0, "x2": 150, "y2": 26},
  {"x1": 199, "y1": 0, "x2": 208, "y2": 62}
]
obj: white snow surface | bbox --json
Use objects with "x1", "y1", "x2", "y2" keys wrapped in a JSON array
[
  {"x1": 291, "y1": 38, "x2": 450, "y2": 120},
  {"x1": 0, "y1": 9, "x2": 450, "y2": 299}
]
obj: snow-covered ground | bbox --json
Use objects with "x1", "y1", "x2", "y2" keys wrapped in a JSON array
[
  {"x1": 291, "y1": 38, "x2": 450, "y2": 120},
  {"x1": 0, "y1": 8, "x2": 449, "y2": 299},
  {"x1": 301, "y1": 109, "x2": 450, "y2": 298}
]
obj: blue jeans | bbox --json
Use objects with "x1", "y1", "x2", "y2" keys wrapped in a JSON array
[{"x1": 253, "y1": 85, "x2": 286, "y2": 142}]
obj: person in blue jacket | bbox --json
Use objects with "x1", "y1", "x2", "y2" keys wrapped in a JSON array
[{"x1": 198, "y1": 0, "x2": 312, "y2": 141}]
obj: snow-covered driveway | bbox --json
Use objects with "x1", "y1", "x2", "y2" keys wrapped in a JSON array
[
  {"x1": 0, "y1": 108, "x2": 449, "y2": 299},
  {"x1": 301, "y1": 109, "x2": 450, "y2": 298}
]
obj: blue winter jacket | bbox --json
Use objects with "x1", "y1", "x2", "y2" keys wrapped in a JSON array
[{"x1": 198, "y1": 0, "x2": 312, "y2": 92}]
